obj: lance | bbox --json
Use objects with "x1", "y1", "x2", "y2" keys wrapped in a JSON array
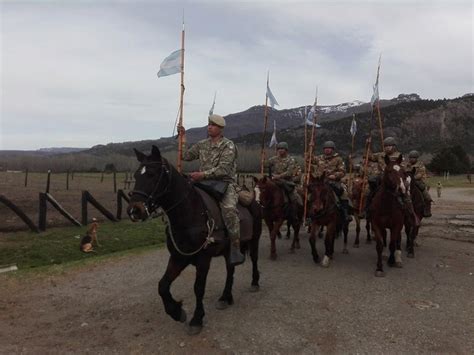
[
  {"x1": 374, "y1": 54, "x2": 384, "y2": 151},
  {"x1": 176, "y1": 20, "x2": 186, "y2": 173},
  {"x1": 348, "y1": 113, "x2": 356, "y2": 191},
  {"x1": 303, "y1": 106, "x2": 308, "y2": 176},
  {"x1": 260, "y1": 72, "x2": 270, "y2": 175},
  {"x1": 303, "y1": 87, "x2": 318, "y2": 222}
]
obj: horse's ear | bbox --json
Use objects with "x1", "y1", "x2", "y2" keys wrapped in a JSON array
[
  {"x1": 397, "y1": 154, "x2": 403, "y2": 165},
  {"x1": 252, "y1": 176, "x2": 259, "y2": 183},
  {"x1": 384, "y1": 154, "x2": 390, "y2": 166},
  {"x1": 134, "y1": 148, "x2": 146, "y2": 162},
  {"x1": 151, "y1": 145, "x2": 162, "y2": 160}
]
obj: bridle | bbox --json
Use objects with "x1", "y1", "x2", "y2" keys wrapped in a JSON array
[{"x1": 129, "y1": 159, "x2": 188, "y2": 217}]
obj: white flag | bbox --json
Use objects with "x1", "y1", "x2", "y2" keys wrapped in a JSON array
[
  {"x1": 350, "y1": 116, "x2": 357, "y2": 136},
  {"x1": 269, "y1": 121, "x2": 278, "y2": 147},
  {"x1": 370, "y1": 54, "x2": 381, "y2": 106},
  {"x1": 209, "y1": 91, "x2": 217, "y2": 116},
  {"x1": 157, "y1": 49, "x2": 183, "y2": 78},
  {"x1": 266, "y1": 73, "x2": 279, "y2": 108}
]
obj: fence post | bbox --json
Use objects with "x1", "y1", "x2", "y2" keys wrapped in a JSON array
[
  {"x1": 46, "y1": 170, "x2": 51, "y2": 193},
  {"x1": 81, "y1": 191, "x2": 88, "y2": 225},
  {"x1": 71, "y1": 170, "x2": 74, "y2": 180},
  {"x1": 113, "y1": 171, "x2": 117, "y2": 193},
  {"x1": 39, "y1": 192, "x2": 47, "y2": 231},
  {"x1": 24, "y1": 168, "x2": 29, "y2": 187},
  {"x1": 101, "y1": 170, "x2": 104, "y2": 183},
  {"x1": 66, "y1": 169, "x2": 70, "y2": 190}
]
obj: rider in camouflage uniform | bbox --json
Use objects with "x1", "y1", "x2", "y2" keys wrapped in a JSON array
[
  {"x1": 311, "y1": 141, "x2": 352, "y2": 222},
  {"x1": 179, "y1": 114, "x2": 245, "y2": 266},
  {"x1": 265, "y1": 142, "x2": 303, "y2": 207},
  {"x1": 366, "y1": 137, "x2": 419, "y2": 225},
  {"x1": 406, "y1": 150, "x2": 432, "y2": 217}
]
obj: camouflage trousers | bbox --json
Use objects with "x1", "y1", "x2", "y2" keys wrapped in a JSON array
[{"x1": 219, "y1": 183, "x2": 240, "y2": 247}]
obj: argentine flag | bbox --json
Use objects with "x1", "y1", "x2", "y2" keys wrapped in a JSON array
[
  {"x1": 269, "y1": 120, "x2": 278, "y2": 147},
  {"x1": 306, "y1": 108, "x2": 321, "y2": 128},
  {"x1": 157, "y1": 49, "x2": 183, "y2": 78}
]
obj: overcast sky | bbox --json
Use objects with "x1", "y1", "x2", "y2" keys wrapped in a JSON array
[{"x1": 1, "y1": 0, "x2": 472, "y2": 150}]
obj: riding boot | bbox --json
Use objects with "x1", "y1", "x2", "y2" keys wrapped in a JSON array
[
  {"x1": 422, "y1": 191, "x2": 433, "y2": 218},
  {"x1": 229, "y1": 240, "x2": 245, "y2": 266},
  {"x1": 341, "y1": 200, "x2": 353, "y2": 223}
]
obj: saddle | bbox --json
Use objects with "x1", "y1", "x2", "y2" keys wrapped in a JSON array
[{"x1": 194, "y1": 185, "x2": 254, "y2": 243}]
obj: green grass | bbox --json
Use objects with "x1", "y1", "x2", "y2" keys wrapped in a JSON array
[
  {"x1": 0, "y1": 218, "x2": 166, "y2": 270},
  {"x1": 427, "y1": 175, "x2": 474, "y2": 188}
]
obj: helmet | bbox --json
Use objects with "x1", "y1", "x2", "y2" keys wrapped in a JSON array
[
  {"x1": 383, "y1": 137, "x2": 397, "y2": 146},
  {"x1": 208, "y1": 114, "x2": 226, "y2": 127},
  {"x1": 323, "y1": 141, "x2": 336, "y2": 149},
  {"x1": 276, "y1": 142, "x2": 288, "y2": 150},
  {"x1": 408, "y1": 150, "x2": 420, "y2": 158}
]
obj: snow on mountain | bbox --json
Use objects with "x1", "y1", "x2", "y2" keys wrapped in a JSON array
[{"x1": 318, "y1": 100, "x2": 365, "y2": 114}]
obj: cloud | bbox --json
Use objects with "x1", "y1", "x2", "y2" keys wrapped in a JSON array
[{"x1": 1, "y1": 0, "x2": 472, "y2": 150}]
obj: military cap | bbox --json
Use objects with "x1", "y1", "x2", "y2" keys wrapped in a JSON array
[
  {"x1": 208, "y1": 114, "x2": 226, "y2": 127},
  {"x1": 408, "y1": 150, "x2": 420, "y2": 158},
  {"x1": 323, "y1": 141, "x2": 336, "y2": 149},
  {"x1": 276, "y1": 142, "x2": 289, "y2": 150},
  {"x1": 383, "y1": 137, "x2": 397, "y2": 146}
]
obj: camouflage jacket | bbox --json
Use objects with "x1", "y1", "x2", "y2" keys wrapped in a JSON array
[
  {"x1": 265, "y1": 155, "x2": 297, "y2": 180},
  {"x1": 372, "y1": 151, "x2": 406, "y2": 173},
  {"x1": 182, "y1": 137, "x2": 237, "y2": 183},
  {"x1": 406, "y1": 161, "x2": 427, "y2": 181},
  {"x1": 311, "y1": 153, "x2": 345, "y2": 180}
]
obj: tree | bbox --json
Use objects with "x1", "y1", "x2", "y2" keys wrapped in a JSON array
[{"x1": 428, "y1": 145, "x2": 471, "y2": 174}]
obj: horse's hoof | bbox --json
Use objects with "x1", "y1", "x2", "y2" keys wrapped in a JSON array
[
  {"x1": 179, "y1": 309, "x2": 187, "y2": 323},
  {"x1": 407, "y1": 252, "x2": 415, "y2": 258},
  {"x1": 353, "y1": 244, "x2": 360, "y2": 248},
  {"x1": 249, "y1": 285, "x2": 260, "y2": 293},
  {"x1": 313, "y1": 256, "x2": 320, "y2": 264},
  {"x1": 395, "y1": 262, "x2": 403, "y2": 268},
  {"x1": 342, "y1": 248, "x2": 349, "y2": 254},
  {"x1": 187, "y1": 325, "x2": 203, "y2": 336},
  {"x1": 215, "y1": 301, "x2": 229, "y2": 310},
  {"x1": 375, "y1": 270, "x2": 385, "y2": 277},
  {"x1": 321, "y1": 255, "x2": 330, "y2": 268},
  {"x1": 270, "y1": 254, "x2": 277, "y2": 260}
]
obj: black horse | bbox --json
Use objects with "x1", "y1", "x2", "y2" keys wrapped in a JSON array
[{"x1": 127, "y1": 146, "x2": 262, "y2": 335}]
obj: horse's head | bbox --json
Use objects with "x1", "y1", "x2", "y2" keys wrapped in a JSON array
[
  {"x1": 127, "y1": 145, "x2": 171, "y2": 221},
  {"x1": 351, "y1": 177, "x2": 364, "y2": 201},
  {"x1": 308, "y1": 173, "x2": 332, "y2": 216},
  {"x1": 382, "y1": 154, "x2": 407, "y2": 194},
  {"x1": 253, "y1": 176, "x2": 278, "y2": 207}
]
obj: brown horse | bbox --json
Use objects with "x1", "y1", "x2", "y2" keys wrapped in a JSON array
[
  {"x1": 404, "y1": 168, "x2": 424, "y2": 258},
  {"x1": 253, "y1": 176, "x2": 302, "y2": 259},
  {"x1": 127, "y1": 146, "x2": 262, "y2": 335},
  {"x1": 307, "y1": 174, "x2": 343, "y2": 267},
  {"x1": 350, "y1": 177, "x2": 372, "y2": 247},
  {"x1": 369, "y1": 155, "x2": 407, "y2": 277}
]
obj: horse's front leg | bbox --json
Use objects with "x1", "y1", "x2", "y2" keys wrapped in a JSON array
[
  {"x1": 342, "y1": 220, "x2": 349, "y2": 254},
  {"x1": 309, "y1": 221, "x2": 320, "y2": 264},
  {"x1": 158, "y1": 256, "x2": 190, "y2": 323},
  {"x1": 322, "y1": 222, "x2": 336, "y2": 267},
  {"x1": 353, "y1": 215, "x2": 361, "y2": 248},
  {"x1": 188, "y1": 256, "x2": 212, "y2": 335},
  {"x1": 290, "y1": 219, "x2": 301, "y2": 252},
  {"x1": 217, "y1": 253, "x2": 235, "y2": 310},
  {"x1": 249, "y1": 237, "x2": 260, "y2": 292},
  {"x1": 270, "y1": 219, "x2": 284, "y2": 260},
  {"x1": 372, "y1": 225, "x2": 385, "y2": 277},
  {"x1": 366, "y1": 220, "x2": 372, "y2": 244}
]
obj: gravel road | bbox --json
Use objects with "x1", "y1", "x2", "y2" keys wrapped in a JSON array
[{"x1": 1, "y1": 188, "x2": 473, "y2": 354}]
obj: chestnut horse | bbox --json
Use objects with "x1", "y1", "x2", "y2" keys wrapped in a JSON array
[
  {"x1": 253, "y1": 176, "x2": 303, "y2": 259},
  {"x1": 369, "y1": 155, "x2": 407, "y2": 277},
  {"x1": 127, "y1": 146, "x2": 262, "y2": 335},
  {"x1": 307, "y1": 175, "x2": 343, "y2": 267},
  {"x1": 350, "y1": 177, "x2": 372, "y2": 247}
]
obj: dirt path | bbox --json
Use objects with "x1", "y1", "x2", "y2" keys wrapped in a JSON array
[{"x1": 1, "y1": 188, "x2": 473, "y2": 354}]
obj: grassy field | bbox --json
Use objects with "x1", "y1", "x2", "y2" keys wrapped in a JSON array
[
  {"x1": 0, "y1": 218, "x2": 166, "y2": 271},
  {"x1": 426, "y1": 174, "x2": 473, "y2": 188}
]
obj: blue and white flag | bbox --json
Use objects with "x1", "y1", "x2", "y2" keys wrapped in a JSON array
[
  {"x1": 350, "y1": 115, "x2": 357, "y2": 136},
  {"x1": 306, "y1": 107, "x2": 321, "y2": 127},
  {"x1": 209, "y1": 91, "x2": 217, "y2": 116},
  {"x1": 157, "y1": 49, "x2": 183, "y2": 78},
  {"x1": 269, "y1": 120, "x2": 278, "y2": 147},
  {"x1": 266, "y1": 73, "x2": 279, "y2": 109}
]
